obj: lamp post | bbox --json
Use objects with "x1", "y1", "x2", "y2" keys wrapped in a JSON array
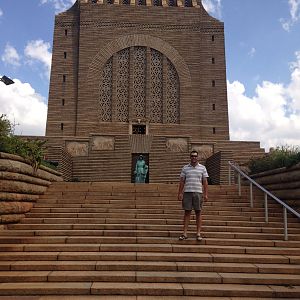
[{"x1": 0, "y1": 75, "x2": 14, "y2": 85}]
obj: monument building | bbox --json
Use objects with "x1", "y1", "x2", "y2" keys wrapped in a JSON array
[{"x1": 45, "y1": 0, "x2": 264, "y2": 183}]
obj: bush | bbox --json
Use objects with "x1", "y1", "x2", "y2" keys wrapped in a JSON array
[
  {"x1": 0, "y1": 114, "x2": 48, "y2": 172},
  {"x1": 248, "y1": 145, "x2": 300, "y2": 174}
]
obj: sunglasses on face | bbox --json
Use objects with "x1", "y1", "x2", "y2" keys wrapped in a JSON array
[{"x1": 190, "y1": 155, "x2": 198, "y2": 158}]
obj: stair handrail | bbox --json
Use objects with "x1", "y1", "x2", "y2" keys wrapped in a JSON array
[{"x1": 228, "y1": 161, "x2": 300, "y2": 241}]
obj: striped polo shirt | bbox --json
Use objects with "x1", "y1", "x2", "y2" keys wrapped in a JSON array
[{"x1": 180, "y1": 163, "x2": 209, "y2": 193}]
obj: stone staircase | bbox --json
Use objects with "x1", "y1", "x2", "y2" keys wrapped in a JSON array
[{"x1": 0, "y1": 182, "x2": 300, "y2": 298}]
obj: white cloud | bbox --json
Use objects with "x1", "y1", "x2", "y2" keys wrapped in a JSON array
[
  {"x1": 0, "y1": 8, "x2": 3, "y2": 17},
  {"x1": 280, "y1": 0, "x2": 300, "y2": 31},
  {"x1": 288, "y1": 51, "x2": 300, "y2": 110},
  {"x1": 228, "y1": 51, "x2": 300, "y2": 151},
  {"x1": 248, "y1": 47, "x2": 256, "y2": 58},
  {"x1": 202, "y1": 0, "x2": 222, "y2": 19},
  {"x1": 24, "y1": 40, "x2": 52, "y2": 79},
  {"x1": 1, "y1": 44, "x2": 21, "y2": 67},
  {"x1": 40, "y1": 0, "x2": 76, "y2": 13},
  {"x1": 0, "y1": 78, "x2": 47, "y2": 136}
]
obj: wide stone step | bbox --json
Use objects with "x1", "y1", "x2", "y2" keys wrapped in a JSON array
[
  {"x1": 1, "y1": 230, "x2": 299, "y2": 241},
  {"x1": 0, "y1": 282, "x2": 298, "y2": 297},
  {"x1": 0, "y1": 250, "x2": 297, "y2": 265},
  {"x1": 3, "y1": 260, "x2": 300, "y2": 274},
  {"x1": 4, "y1": 225, "x2": 300, "y2": 236},
  {"x1": 1, "y1": 241, "x2": 300, "y2": 257},
  {"x1": 1, "y1": 270, "x2": 300, "y2": 285}
]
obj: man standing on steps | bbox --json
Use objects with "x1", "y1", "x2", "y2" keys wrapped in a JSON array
[{"x1": 178, "y1": 150, "x2": 209, "y2": 241}]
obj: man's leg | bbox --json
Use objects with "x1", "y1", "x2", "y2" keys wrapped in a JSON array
[
  {"x1": 195, "y1": 210, "x2": 202, "y2": 236},
  {"x1": 183, "y1": 210, "x2": 192, "y2": 236}
]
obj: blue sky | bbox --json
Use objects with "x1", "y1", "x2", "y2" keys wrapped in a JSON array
[{"x1": 0, "y1": 0, "x2": 300, "y2": 151}]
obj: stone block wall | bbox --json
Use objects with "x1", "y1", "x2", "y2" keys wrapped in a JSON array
[
  {"x1": 251, "y1": 163, "x2": 300, "y2": 213},
  {"x1": 0, "y1": 152, "x2": 62, "y2": 224}
]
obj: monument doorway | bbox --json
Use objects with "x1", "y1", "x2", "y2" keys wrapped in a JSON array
[{"x1": 131, "y1": 153, "x2": 149, "y2": 183}]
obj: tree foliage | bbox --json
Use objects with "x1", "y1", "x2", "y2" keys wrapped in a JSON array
[
  {"x1": 0, "y1": 114, "x2": 48, "y2": 172},
  {"x1": 248, "y1": 145, "x2": 300, "y2": 174}
]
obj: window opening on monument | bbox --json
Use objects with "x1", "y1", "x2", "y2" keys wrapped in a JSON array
[
  {"x1": 212, "y1": 35, "x2": 215, "y2": 42},
  {"x1": 132, "y1": 124, "x2": 146, "y2": 134},
  {"x1": 212, "y1": 103, "x2": 215, "y2": 110},
  {"x1": 213, "y1": 127, "x2": 216, "y2": 134},
  {"x1": 212, "y1": 80, "x2": 215, "y2": 87},
  {"x1": 64, "y1": 52, "x2": 67, "y2": 59},
  {"x1": 212, "y1": 57, "x2": 215, "y2": 64},
  {"x1": 153, "y1": 0, "x2": 162, "y2": 6},
  {"x1": 64, "y1": 29, "x2": 68, "y2": 36},
  {"x1": 60, "y1": 123, "x2": 64, "y2": 131},
  {"x1": 62, "y1": 99, "x2": 65, "y2": 106},
  {"x1": 63, "y1": 75, "x2": 66, "y2": 83},
  {"x1": 184, "y1": 0, "x2": 192, "y2": 7},
  {"x1": 122, "y1": 0, "x2": 130, "y2": 4},
  {"x1": 168, "y1": 0, "x2": 177, "y2": 6},
  {"x1": 137, "y1": 0, "x2": 146, "y2": 5}
]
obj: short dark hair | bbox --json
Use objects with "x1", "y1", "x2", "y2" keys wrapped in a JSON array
[{"x1": 190, "y1": 150, "x2": 198, "y2": 156}]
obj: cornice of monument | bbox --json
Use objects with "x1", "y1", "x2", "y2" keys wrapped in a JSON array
[{"x1": 55, "y1": 20, "x2": 224, "y2": 32}]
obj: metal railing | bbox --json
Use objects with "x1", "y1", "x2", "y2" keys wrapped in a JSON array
[{"x1": 228, "y1": 161, "x2": 300, "y2": 241}]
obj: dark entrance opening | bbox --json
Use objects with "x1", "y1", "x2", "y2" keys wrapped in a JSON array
[
  {"x1": 131, "y1": 153, "x2": 149, "y2": 183},
  {"x1": 132, "y1": 124, "x2": 146, "y2": 134}
]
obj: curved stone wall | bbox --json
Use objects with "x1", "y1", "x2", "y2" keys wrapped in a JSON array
[{"x1": 0, "y1": 152, "x2": 62, "y2": 225}]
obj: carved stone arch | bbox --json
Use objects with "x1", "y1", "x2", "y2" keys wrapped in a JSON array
[{"x1": 87, "y1": 34, "x2": 191, "y2": 89}]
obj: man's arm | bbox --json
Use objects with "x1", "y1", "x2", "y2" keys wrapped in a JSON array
[
  {"x1": 178, "y1": 177, "x2": 185, "y2": 201},
  {"x1": 203, "y1": 177, "x2": 208, "y2": 201}
]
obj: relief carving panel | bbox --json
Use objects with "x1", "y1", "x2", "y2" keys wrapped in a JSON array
[
  {"x1": 191, "y1": 144, "x2": 214, "y2": 160},
  {"x1": 66, "y1": 142, "x2": 88, "y2": 157},
  {"x1": 91, "y1": 136, "x2": 115, "y2": 151},
  {"x1": 166, "y1": 138, "x2": 188, "y2": 152}
]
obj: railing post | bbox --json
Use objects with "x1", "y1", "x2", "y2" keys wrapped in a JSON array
[
  {"x1": 250, "y1": 182, "x2": 253, "y2": 208},
  {"x1": 264, "y1": 193, "x2": 268, "y2": 223},
  {"x1": 283, "y1": 207, "x2": 288, "y2": 241},
  {"x1": 238, "y1": 173, "x2": 241, "y2": 196}
]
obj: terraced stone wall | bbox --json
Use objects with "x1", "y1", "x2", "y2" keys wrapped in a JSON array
[{"x1": 0, "y1": 152, "x2": 63, "y2": 225}]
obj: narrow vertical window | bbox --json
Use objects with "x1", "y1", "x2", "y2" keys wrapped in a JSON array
[
  {"x1": 61, "y1": 123, "x2": 64, "y2": 130},
  {"x1": 62, "y1": 99, "x2": 65, "y2": 106},
  {"x1": 212, "y1": 57, "x2": 215, "y2": 64},
  {"x1": 212, "y1": 103, "x2": 215, "y2": 110},
  {"x1": 213, "y1": 127, "x2": 216, "y2": 134},
  {"x1": 64, "y1": 52, "x2": 67, "y2": 59},
  {"x1": 212, "y1": 35, "x2": 215, "y2": 42},
  {"x1": 65, "y1": 29, "x2": 68, "y2": 36},
  {"x1": 212, "y1": 80, "x2": 215, "y2": 87},
  {"x1": 63, "y1": 75, "x2": 66, "y2": 82}
]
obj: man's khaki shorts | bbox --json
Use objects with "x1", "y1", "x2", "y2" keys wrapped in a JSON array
[{"x1": 182, "y1": 192, "x2": 203, "y2": 211}]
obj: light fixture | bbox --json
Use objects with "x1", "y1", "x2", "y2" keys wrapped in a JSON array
[{"x1": 0, "y1": 75, "x2": 14, "y2": 85}]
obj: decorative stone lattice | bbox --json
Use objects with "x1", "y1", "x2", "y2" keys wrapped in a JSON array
[
  {"x1": 133, "y1": 47, "x2": 146, "y2": 118},
  {"x1": 166, "y1": 58, "x2": 180, "y2": 123},
  {"x1": 98, "y1": 58, "x2": 112, "y2": 121},
  {"x1": 150, "y1": 49, "x2": 163, "y2": 123},
  {"x1": 98, "y1": 47, "x2": 179, "y2": 124},
  {"x1": 116, "y1": 48, "x2": 130, "y2": 122}
]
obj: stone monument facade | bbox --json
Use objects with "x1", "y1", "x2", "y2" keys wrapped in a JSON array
[{"x1": 45, "y1": 0, "x2": 263, "y2": 183}]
